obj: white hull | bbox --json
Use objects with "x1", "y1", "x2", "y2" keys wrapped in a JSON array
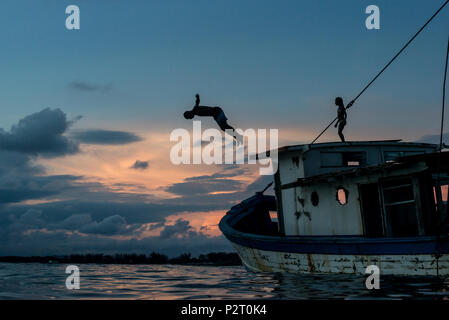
[{"x1": 233, "y1": 243, "x2": 449, "y2": 276}]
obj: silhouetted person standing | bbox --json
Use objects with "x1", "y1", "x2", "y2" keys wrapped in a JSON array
[{"x1": 334, "y1": 97, "x2": 353, "y2": 142}]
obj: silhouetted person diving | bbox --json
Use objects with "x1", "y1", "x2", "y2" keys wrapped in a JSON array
[
  {"x1": 334, "y1": 97, "x2": 353, "y2": 142},
  {"x1": 184, "y1": 94, "x2": 239, "y2": 139}
]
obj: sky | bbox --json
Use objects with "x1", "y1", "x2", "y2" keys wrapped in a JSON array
[{"x1": 0, "y1": 0, "x2": 449, "y2": 256}]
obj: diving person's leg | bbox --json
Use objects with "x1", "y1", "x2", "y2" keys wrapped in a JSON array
[
  {"x1": 218, "y1": 121, "x2": 234, "y2": 132},
  {"x1": 215, "y1": 111, "x2": 233, "y2": 133},
  {"x1": 217, "y1": 120, "x2": 244, "y2": 143}
]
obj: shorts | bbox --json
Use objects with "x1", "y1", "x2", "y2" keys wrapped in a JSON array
[{"x1": 215, "y1": 110, "x2": 228, "y2": 127}]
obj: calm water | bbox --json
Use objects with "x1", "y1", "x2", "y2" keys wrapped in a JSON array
[{"x1": 1, "y1": 262, "x2": 449, "y2": 299}]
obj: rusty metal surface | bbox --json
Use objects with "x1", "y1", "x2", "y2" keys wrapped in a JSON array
[{"x1": 233, "y1": 243, "x2": 449, "y2": 276}]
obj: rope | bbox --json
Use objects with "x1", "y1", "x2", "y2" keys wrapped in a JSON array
[
  {"x1": 440, "y1": 33, "x2": 449, "y2": 151},
  {"x1": 435, "y1": 27, "x2": 449, "y2": 278},
  {"x1": 311, "y1": 0, "x2": 449, "y2": 145}
]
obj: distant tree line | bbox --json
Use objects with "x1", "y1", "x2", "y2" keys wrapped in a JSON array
[{"x1": 0, "y1": 252, "x2": 242, "y2": 266}]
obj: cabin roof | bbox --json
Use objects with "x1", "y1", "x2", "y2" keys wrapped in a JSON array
[
  {"x1": 281, "y1": 161, "x2": 407, "y2": 188},
  {"x1": 277, "y1": 140, "x2": 438, "y2": 154},
  {"x1": 398, "y1": 151, "x2": 449, "y2": 166},
  {"x1": 280, "y1": 151, "x2": 449, "y2": 188}
]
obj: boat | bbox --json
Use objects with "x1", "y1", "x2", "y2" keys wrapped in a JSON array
[{"x1": 219, "y1": 141, "x2": 449, "y2": 275}]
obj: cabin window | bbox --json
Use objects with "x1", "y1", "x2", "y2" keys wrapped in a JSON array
[
  {"x1": 321, "y1": 152, "x2": 343, "y2": 167},
  {"x1": 382, "y1": 178, "x2": 420, "y2": 237},
  {"x1": 336, "y1": 187, "x2": 348, "y2": 205},
  {"x1": 360, "y1": 183, "x2": 384, "y2": 237},
  {"x1": 311, "y1": 192, "x2": 319, "y2": 206},
  {"x1": 433, "y1": 177, "x2": 449, "y2": 225},
  {"x1": 442, "y1": 185, "x2": 448, "y2": 203},
  {"x1": 433, "y1": 185, "x2": 448, "y2": 204},
  {"x1": 320, "y1": 152, "x2": 366, "y2": 168},
  {"x1": 343, "y1": 152, "x2": 366, "y2": 167}
]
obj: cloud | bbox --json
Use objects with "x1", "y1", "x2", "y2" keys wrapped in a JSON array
[
  {"x1": 0, "y1": 108, "x2": 79, "y2": 157},
  {"x1": 71, "y1": 129, "x2": 142, "y2": 145},
  {"x1": 68, "y1": 81, "x2": 112, "y2": 93},
  {"x1": 130, "y1": 160, "x2": 149, "y2": 170},
  {"x1": 184, "y1": 168, "x2": 248, "y2": 181},
  {"x1": 159, "y1": 218, "x2": 197, "y2": 239},
  {"x1": 163, "y1": 166, "x2": 250, "y2": 197},
  {"x1": 0, "y1": 226, "x2": 232, "y2": 257},
  {"x1": 54, "y1": 214, "x2": 92, "y2": 230},
  {"x1": 165, "y1": 178, "x2": 242, "y2": 196},
  {"x1": 244, "y1": 174, "x2": 274, "y2": 195},
  {"x1": 0, "y1": 113, "x2": 263, "y2": 256},
  {"x1": 416, "y1": 132, "x2": 449, "y2": 145},
  {"x1": 79, "y1": 215, "x2": 128, "y2": 235},
  {"x1": 0, "y1": 173, "x2": 83, "y2": 205}
]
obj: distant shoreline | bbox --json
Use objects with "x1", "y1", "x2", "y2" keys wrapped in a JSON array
[{"x1": 0, "y1": 252, "x2": 242, "y2": 266}]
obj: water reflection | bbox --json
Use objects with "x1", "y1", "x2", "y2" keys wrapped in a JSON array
[{"x1": 0, "y1": 263, "x2": 449, "y2": 300}]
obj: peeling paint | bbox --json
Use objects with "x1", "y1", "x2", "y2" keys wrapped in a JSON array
[{"x1": 233, "y1": 243, "x2": 449, "y2": 276}]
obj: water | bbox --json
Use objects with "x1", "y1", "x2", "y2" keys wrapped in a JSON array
[{"x1": 1, "y1": 262, "x2": 449, "y2": 299}]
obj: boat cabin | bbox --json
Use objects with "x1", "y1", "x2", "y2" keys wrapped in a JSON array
[{"x1": 274, "y1": 140, "x2": 449, "y2": 237}]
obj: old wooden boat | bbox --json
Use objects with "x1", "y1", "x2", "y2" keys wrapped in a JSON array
[{"x1": 219, "y1": 141, "x2": 449, "y2": 275}]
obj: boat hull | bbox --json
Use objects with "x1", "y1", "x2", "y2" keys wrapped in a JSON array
[
  {"x1": 231, "y1": 242, "x2": 449, "y2": 276},
  {"x1": 219, "y1": 194, "x2": 449, "y2": 276}
]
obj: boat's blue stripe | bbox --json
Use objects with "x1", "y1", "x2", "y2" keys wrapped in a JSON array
[
  {"x1": 219, "y1": 194, "x2": 449, "y2": 255},
  {"x1": 222, "y1": 232, "x2": 449, "y2": 255}
]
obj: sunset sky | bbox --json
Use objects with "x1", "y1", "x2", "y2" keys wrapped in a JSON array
[{"x1": 1, "y1": 0, "x2": 449, "y2": 256}]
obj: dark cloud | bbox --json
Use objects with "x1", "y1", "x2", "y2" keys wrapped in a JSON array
[
  {"x1": 165, "y1": 178, "x2": 242, "y2": 196},
  {"x1": 159, "y1": 218, "x2": 197, "y2": 239},
  {"x1": 0, "y1": 108, "x2": 79, "y2": 157},
  {"x1": 163, "y1": 166, "x2": 251, "y2": 197},
  {"x1": 1, "y1": 194, "x2": 224, "y2": 227},
  {"x1": 244, "y1": 175, "x2": 274, "y2": 195},
  {"x1": 184, "y1": 168, "x2": 248, "y2": 181},
  {"x1": 53, "y1": 213, "x2": 92, "y2": 230},
  {"x1": 79, "y1": 215, "x2": 128, "y2": 235},
  {"x1": 0, "y1": 112, "x2": 265, "y2": 256},
  {"x1": 68, "y1": 81, "x2": 112, "y2": 93},
  {"x1": 0, "y1": 173, "x2": 85, "y2": 205},
  {"x1": 0, "y1": 204, "x2": 231, "y2": 257},
  {"x1": 0, "y1": 226, "x2": 231, "y2": 257},
  {"x1": 130, "y1": 160, "x2": 149, "y2": 170},
  {"x1": 148, "y1": 221, "x2": 166, "y2": 231},
  {"x1": 71, "y1": 129, "x2": 142, "y2": 145}
]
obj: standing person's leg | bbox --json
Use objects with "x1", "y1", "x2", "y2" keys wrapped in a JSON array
[{"x1": 338, "y1": 121, "x2": 346, "y2": 142}]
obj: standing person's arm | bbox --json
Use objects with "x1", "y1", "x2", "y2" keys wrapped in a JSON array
[
  {"x1": 335, "y1": 107, "x2": 341, "y2": 127},
  {"x1": 334, "y1": 118, "x2": 340, "y2": 128},
  {"x1": 346, "y1": 100, "x2": 354, "y2": 109}
]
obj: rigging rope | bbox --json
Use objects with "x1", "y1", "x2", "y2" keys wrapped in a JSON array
[
  {"x1": 311, "y1": 0, "x2": 449, "y2": 144},
  {"x1": 435, "y1": 25, "x2": 449, "y2": 278},
  {"x1": 440, "y1": 34, "x2": 449, "y2": 151}
]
